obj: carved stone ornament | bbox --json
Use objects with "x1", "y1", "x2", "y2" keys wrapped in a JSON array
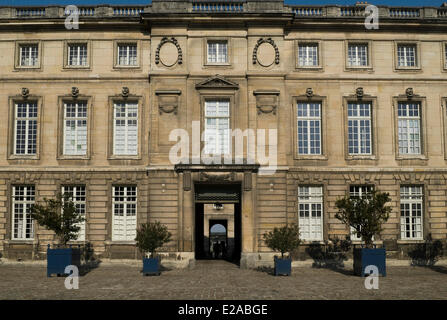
[
  {"x1": 159, "y1": 96, "x2": 177, "y2": 115},
  {"x1": 252, "y1": 38, "x2": 280, "y2": 66},
  {"x1": 159, "y1": 104, "x2": 177, "y2": 115},
  {"x1": 195, "y1": 75, "x2": 239, "y2": 90},
  {"x1": 156, "y1": 90, "x2": 181, "y2": 115},
  {"x1": 21, "y1": 87, "x2": 29, "y2": 99},
  {"x1": 306, "y1": 88, "x2": 314, "y2": 98},
  {"x1": 122, "y1": 87, "x2": 129, "y2": 98},
  {"x1": 356, "y1": 87, "x2": 364, "y2": 100},
  {"x1": 200, "y1": 172, "x2": 235, "y2": 182},
  {"x1": 406, "y1": 87, "x2": 414, "y2": 100},
  {"x1": 253, "y1": 90, "x2": 280, "y2": 115},
  {"x1": 71, "y1": 87, "x2": 79, "y2": 99},
  {"x1": 155, "y1": 37, "x2": 183, "y2": 66},
  {"x1": 256, "y1": 103, "x2": 277, "y2": 115}
]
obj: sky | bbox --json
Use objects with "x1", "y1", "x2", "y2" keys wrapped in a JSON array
[{"x1": 1, "y1": 0, "x2": 445, "y2": 7}]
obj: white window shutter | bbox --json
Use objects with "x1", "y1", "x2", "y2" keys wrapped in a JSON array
[
  {"x1": 298, "y1": 186, "x2": 323, "y2": 241},
  {"x1": 112, "y1": 186, "x2": 137, "y2": 241},
  {"x1": 113, "y1": 102, "x2": 138, "y2": 155}
]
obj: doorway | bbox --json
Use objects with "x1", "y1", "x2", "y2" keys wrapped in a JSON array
[
  {"x1": 194, "y1": 183, "x2": 241, "y2": 263},
  {"x1": 209, "y1": 220, "x2": 227, "y2": 259}
]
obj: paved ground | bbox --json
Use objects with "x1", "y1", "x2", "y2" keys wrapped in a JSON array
[{"x1": 0, "y1": 260, "x2": 446, "y2": 300}]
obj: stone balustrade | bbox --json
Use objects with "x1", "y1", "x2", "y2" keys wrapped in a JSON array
[
  {"x1": 16, "y1": 7, "x2": 46, "y2": 17},
  {"x1": 64, "y1": 7, "x2": 96, "y2": 16},
  {"x1": 291, "y1": 7, "x2": 323, "y2": 17},
  {"x1": 389, "y1": 7, "x2": 420, "y2": 18},
  {"x1": 0, "y1": 3, "x2": 447, "y2": 20},
  {"x1": 113, "y1": 7, "x2": 145, "y2": 16},
  {"x1": 0, "y1": 5, "x2": 147, "y2": 19},
  {"x1": 339, "y1": 6, "x2": 366, "y2": 17},
  {"x1": 191, "y1": 1, "x2": 245, "y2": 12}
]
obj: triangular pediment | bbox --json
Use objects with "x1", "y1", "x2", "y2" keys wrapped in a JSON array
[{"x1": 195, "y1": 75, "x2": 239, "y2": 90}]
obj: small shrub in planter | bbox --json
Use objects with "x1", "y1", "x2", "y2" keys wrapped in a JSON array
[
  {"x1": 135, "y1": 221, "x2": 172, "y2": 276},
  {"x1": 408, "y1": 235, "x2": 444, "y2": 267},
  {"x1": 30, "y1": 193, "x2": 85, "y2": 277},
  {"x1": 307, "y1": 237, "x2": 352, "y2": 269},
  {"x1": 335, "y1": 191, "x2": 392, "y2": 276},
  {"x1": 263, "y1": 224, "x2": 301, "y2": 276}
]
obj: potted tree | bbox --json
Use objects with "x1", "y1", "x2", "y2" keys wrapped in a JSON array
[
  {"x1": 30, "y1": 193, "x2": 85, "y2": 277},
  {"x1": 335, "y1": 191, "x2": 392, "y2": 277},
  {"x1": 135, "y1": 221, "x2": 172, "y2": 276},
  {"x1": 263, "y1": 224, "x2": 301, "y2": 276}
]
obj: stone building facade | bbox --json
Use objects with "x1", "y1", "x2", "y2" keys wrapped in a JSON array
[{"x1": 0, "y1": 1, "x2": 447, "y2": 268}]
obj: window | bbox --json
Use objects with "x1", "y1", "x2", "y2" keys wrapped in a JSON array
[
  {"x1": 14, "y1": 102, "x2": 37, "y2": 155},
  {"x1": 397, "y1": 44, "x2": 417, "y2": 68},
  {"x1": 204, "y1": 100, "x2": 230, "y2": 155},
  {"x1": 347, "y1": 43, "x2": 368, "y2": 67},
  {"x1": 113, "y1": 102, "x2": 138, "y2": 156},
  {"x1": 19, "y1": 44, "x2": 38, "y2": 67},
  {"x1": 298, "y1": 43, "x2": 319, "y2": 67},
  {"x1": 117, "y1": 43, "x2": 137, "y2": 66},
  {"x1": 347, "y1": 102, "x2": 372, "y2": 155},
  {"x1": 349, "y1": 185, "x2": 374, "y2": 241},
  {"x1": 112, "y1": 186, "x2": 137, "y2": 241},
  {"x1": 207, "y1": 41, "x2": 228, "y2": 64},
  {"x1": 400, "y1": 186, "x2": 423, "y2": 240},
  {"x1": 297, "y1": 102, "x2": 321, "y2": 155},
  {"x1": 12, "y1": 186, "x2": 35, "y2": 240},
  {"x1": 398, "y1": 102, "x2": 421, "y2": 155},
  {"x1": 298, "y1": 186, "x2": 323, "y2": 241},
  {"x1": 68, "y1": 43, "x2": 88, "y2": 67},
  {"x1": 63, "y1": 102, "x2": 88, "y2": 156},
  {"x1": 349, "y1": 185, "x2": 373, "y2": 198},
  {"x1": 62, "y1": 186, "x2": 86, "y2": 241}
]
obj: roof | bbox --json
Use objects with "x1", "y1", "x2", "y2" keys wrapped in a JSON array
[{"x1": 2, "y1": 2, "x2": 447, "y2": 32}]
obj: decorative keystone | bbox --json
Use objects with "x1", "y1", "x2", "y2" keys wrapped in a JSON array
[{"x1": 21, "y1": 87, "x2": 29, "y2": 99}]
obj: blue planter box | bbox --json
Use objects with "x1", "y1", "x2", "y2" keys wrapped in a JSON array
[
  {"x1": 353, "y1": 248, "x2": 386, "y2": 277},
  {"x1": 143, "y1": 258, "x2": 160, "y2": 276},
  {"x1": 47, "y1": 245, "x2": 81, "y2": 277},
  {"x1": 274, "y1": 257, "x2": 291, "y2": 276}
]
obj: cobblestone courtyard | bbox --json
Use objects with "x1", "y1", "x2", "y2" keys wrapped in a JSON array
[{"x1": 0, "y1": 260, "x2": 446, "y2": 300}]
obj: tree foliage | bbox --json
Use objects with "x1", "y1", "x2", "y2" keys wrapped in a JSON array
[
  {"x1": 263, "y1": 224, "x2": 301, "y2": 259},
  {"x1": 335, "y1": 191, "x2": 392, "y2": 248},
  {"x1": 135, "y1": 221, "x2": 172, "y2": 258},
  {"x1": 30, "y1": 193, "x2": 85, "y2": 246}
]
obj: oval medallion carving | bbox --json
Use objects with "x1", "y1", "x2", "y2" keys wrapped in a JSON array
[
  {"x1": 155, "y1": 37, "x2": 183, "y2": 66},
  {"x1": 159, "y1": 42, "x2": 179, "y2": 67},
  {"x1": 256, "y1": 42, "x2": 276, "y2": 67},
  {"x1": 252, "y1": 38, "x2": 280, "y2": 67}
]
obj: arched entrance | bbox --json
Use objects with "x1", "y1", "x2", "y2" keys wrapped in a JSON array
[
  {"x1": 209, "y1": 221, "x2": 228, "y2": 259},
  {"x1": 194, "y1": 183, "x2": 241, "y2": 263}
]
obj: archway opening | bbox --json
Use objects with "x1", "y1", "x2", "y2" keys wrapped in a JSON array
[
  {"x1": 209, "y1": 222, "x2": 227, "y2": 259},
  {"x1": 194, "y1": 183, "x2": 241, "y2": 263}
]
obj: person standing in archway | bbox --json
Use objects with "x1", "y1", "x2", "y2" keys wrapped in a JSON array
[
  {"x1": 213, "y1": 241, "x2": 220, "y2": 259},
  {"x1": 220, "y1": 240, "x2": 227, "y2": 259}
]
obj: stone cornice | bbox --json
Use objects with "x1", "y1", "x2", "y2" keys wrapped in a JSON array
[
  {"x1": 2, "y1": 166, "x2": 447, "y2": 173},
  {"x1": 174, "y1": 164, "x2": 260, "y2": 173}
]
